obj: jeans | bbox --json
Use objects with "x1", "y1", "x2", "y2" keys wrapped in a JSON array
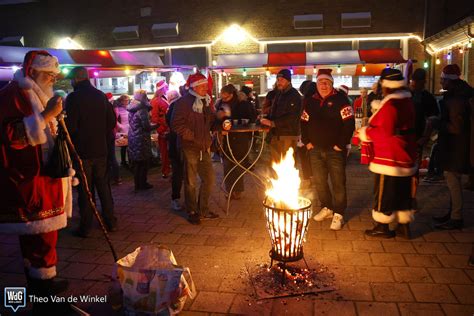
[
  {"x1": 120, "y1": 146, "x2": 128, "y2": 164},
  {"x1": 182, "y1": 148, "x2": 215, "y2": 216},
  {"x1": 311, "y1": 148, "x2": 347, "y2": 215},
  {"x1": 270, "y1": 138, "x2": 297, "y2": 163},
  {"x1": 107, "y1": 139, "x2": 120, "y2": 182},
  {"x1": 444, "y1": 171, "x2": 463, "y2": 220},
  {"x1": 296, "y1": 146, "x2": 313, "y2": 180},
  {"x1": 76, "y1": 157, "x2": 116, "y2": 234}
]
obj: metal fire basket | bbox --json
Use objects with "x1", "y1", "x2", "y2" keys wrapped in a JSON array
[{"x1": 264, "y1": 197, "x2": 312, "y2": 274}]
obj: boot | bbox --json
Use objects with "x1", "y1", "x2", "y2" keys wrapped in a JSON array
[
  {"x1": 396, "y1": 223, "x2": 411, "y2": 239},
  {"x1": 365, "y1": 223, "x2": 395, "y2": 238},
  {"x1": 432, "y1": 212, "x2": 450, "y2": 224}
]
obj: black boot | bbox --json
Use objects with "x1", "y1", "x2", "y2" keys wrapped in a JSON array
[
  {"x1": 396, "y1": 223, "x2": 411, "y2": 239},
  {"x1": 432, "y1": 212, "x2": 450, "y2": 223},
  {"x1": 365, "y1": 223, "x2": 395, "y2": 238}
]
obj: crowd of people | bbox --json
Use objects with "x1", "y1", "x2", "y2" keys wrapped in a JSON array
[{"x1": 1, "y1": 50, "x2": 474, "y2": 314}]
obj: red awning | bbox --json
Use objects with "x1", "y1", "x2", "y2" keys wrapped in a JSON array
[
  {"x1": 266, "y1": 52, "x2": 306, "y2": 66},
  {"x1": 358, "y1": 49, "x2": 406, "y2": 64}
]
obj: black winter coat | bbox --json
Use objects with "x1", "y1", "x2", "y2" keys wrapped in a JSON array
[
  {"x1": 65, "y1": 80, "x2": 116, "y2": 159},
  {"x1": 268, "y1": 86, "x2": 302, "y2": 137},
  {"x1": 438, "y1": 80, "x2": 473, "y2": 173}
]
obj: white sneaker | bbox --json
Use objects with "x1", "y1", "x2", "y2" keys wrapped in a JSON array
[
  {"x1": 171, "y1": 199, "x2": 182, "y2": 211},
  {"x1": 313, "y1": 207, "x2": 334, "y2": 221},
  {"x1": 330, "y1": 213, "x2": 344, "y2": 230}
]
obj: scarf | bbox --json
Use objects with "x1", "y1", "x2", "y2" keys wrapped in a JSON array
[{"x1": 188, "y1": 89, "x2": 211, "y2": 113}]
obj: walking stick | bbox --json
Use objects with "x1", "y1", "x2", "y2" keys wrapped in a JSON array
[{"x1": 57, "y1": 113, "x2": 118, "y2": 262}]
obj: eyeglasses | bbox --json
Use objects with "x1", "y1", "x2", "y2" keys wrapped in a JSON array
[{"x1": 43, "y1": 71, "x2": 58, "y2": 81}]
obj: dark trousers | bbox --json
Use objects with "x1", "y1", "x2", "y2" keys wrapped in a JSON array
[
  {"x1": 223, "y1": 138, "x2": 251, "y2": 193},
  {"x1": 170, "y1": 155, "x2": 184, "y2": 200},
  {"x1": 373, "y1": 173, "x2": 413, "y2": 215},
  {"x1": 270, "y1": 138, "x2": 297, "y2": 163},
  {"x1": 296, "y1": 146, "x2": 313, "y2": 180},
  {"x1": 428, "y1": 142, "x2": 443, "y2": 175},
  {"x1": 133, "y1": 160, "x2": 149, "y2": 189},
  {"x1": 182, "y1": 148, "x2": 214, "y2": 216},
  {"x1": 120, "y1": 146, "x2": 128, "y2": 164},
  {"x1": 107, "y1": 139, "x2": 120, "y2": 182},
  {"x1": 77, "y1": 157, "x2": 116, "y2": 234},
  {"x1": 312, "y1": 148, "x2": 347, "y2": 215}
]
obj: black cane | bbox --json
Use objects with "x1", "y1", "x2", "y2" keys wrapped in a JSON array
[{"x1": 57, "y1": 113, "x2": 119, "y2": 262}]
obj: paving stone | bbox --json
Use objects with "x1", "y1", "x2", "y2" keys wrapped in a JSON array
[
  {"x1": 444, "y1": 242, "x2": 473, "y2": 255},
  {"x1": 338, "y1": 252, "x2": 372, "y2": 266},
  {"x1": 271, "y1": 297, "x2": 314, "y2": 315},
  {"x1": 229, "y1": 294, "x2": 272, "y2": 315},
  {"x1": 151, "y1": 232, "x2": 183, "y2": 244},
  {"x1": 60, "y1": 262, "x2": 97, "y2": 279},
  {"x1": 441, "y1": 304, "x2": 474, "y2": 316},
  {"x1": 382, "y1": 241, "x2": 417, "y2": 253},
  {"x1": 449, "y1": 284, "x2": 474, "y2": 304},
  {"x1": 310, "y1": 229, "x2": 337, "y2": 240},
  {"x1": 334, "y1": 281, "x2": 373, "y2": 301},
  {"x1": 347, "y1": 221, "x2": 374, "y2": 231},
  {"x1": 67, "y1": 249, "x2": 106, "y2": 263},
  {"x1": 84, "y1": 264, "x2": 114, "y2": 281},
  {"x1": 370, "y1": 253, "x2": 406, "y2": 266},
  {"x1": 177, "y1": 234, "x2": 210, "y2": 245},
  {"x1": 412, "y1": 242, "x2": 449, "y2": 255},
  {"x1": 335, "y1": 230, "x2": 366, "y2": 240},
  {"x1": 392, "y1": 267, "x2": 432, "y2": 283},
  {"x1": 190, "y1": 291, "x2": 235, "y2": 313},
  {"x1": 371, "y1": 283, "x2": 415, "y2": 302},
  {"x1": 355, "y1": 266, "x2": 394, "y2": 282},
  {"x1": 313, "y1": 300, "x2": 356, "y2": 316},
  {"x1": 322, "y1": 240, "x2": 353, "y2": 252},
  {"x1": 427, "y1": 268, "x2": 472, "y2": 284},
  {"x1": 422, "y1": 231, "x2": 456, "y2": 242},
  {"x1": 398, "y1": 303, "x2": 444, "y2": 316},
  {"x1": 352, "y1": 240, "x2": 384, "y2": 252},
  {"x1": 403, "y1": 254, "x2": 442, "y2": 267},
  {"x1": 450, "y1": 232, "x2": 474, "y2": 243},
  {"x1": 356, "y1": 302, "x2": 400, "y2": 316},
  {"x1": 409, "y1": 283, "x2": 457, "y2": 303},
  {"x1": 436, "y1": 254, "x2": 470, "y2": 268},
  {"x1": 199, "y1": 226, "x2": 229, "y2": 235}
]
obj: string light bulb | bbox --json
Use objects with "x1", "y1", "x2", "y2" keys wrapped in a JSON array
[
  {"x1": 459, "y1": 47, "x2": 464, "y2": 54},
  {"x1": 290, "y1": 67, "x2": 294, "y2": 75},
  {"x1": 193, "y1": 66, "x2": 197, "y2": 73},
  {"x1": 124, "y1": 68, "x2": 130, "y2": 75},
  {"x1": 337, "y1": 65, "x2": 341, "y2": 74},
  {"x1": 423, "y1": 60, "x2": 429, "y2": 69},
  {"x1": 242, "y1": 68, "x2": 247, "y2": 77},
  {"x1": 447, "y1": 52, "x2": 452, "y2": 60},
  {"x1": 265, "y1": 68, "x2": 270, "y2": 77},
  {"x1": 313, "y1": 66, "x2": 317, "y2": 74},
  {"x1": 361, "y1": 65, "x2": 367, "y2": 73},
  {"x1": 468, "y1": 41, "x2": 472, "y2": 49},
  {"x1": 212, "y1": 60, "x2": 217, "y2": 66},
  {"x1": 436, "y1": 57, "x2": 441, "y2": 65}
]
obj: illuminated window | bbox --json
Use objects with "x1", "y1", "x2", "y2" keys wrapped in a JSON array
[
  {"x1": 358, "y1": 76, "x2": 380, "y2": 88},
  {"x1": 341, "y1": 12, "x2": 371, "y2": 28}
]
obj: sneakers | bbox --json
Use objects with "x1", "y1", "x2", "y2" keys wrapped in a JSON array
[
  {"x1": 313, "y1": 207, "x2": 334, "y2": 221},
  {"x1": 202, "y1": 212, "x2": 220, "y2": 220},
  {"x1": 330, "y1": 213, "x2": 344, "y2": 230},
  {"x1": 171, "y1": 199, "x2": 182, "y2": 211}
]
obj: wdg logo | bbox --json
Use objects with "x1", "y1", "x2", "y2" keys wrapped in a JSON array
[{"x1": 4, "y1": 287, "x2": 26, "y2": 312}]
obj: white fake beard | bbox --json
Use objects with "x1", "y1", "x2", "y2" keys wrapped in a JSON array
[{"x1": 37, "y1": 79, "x2": 54, "y2": 99}]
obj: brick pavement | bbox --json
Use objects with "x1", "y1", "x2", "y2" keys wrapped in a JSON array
[{"x1": 1, "y1": 150, "x2": 474, "y2": 315}]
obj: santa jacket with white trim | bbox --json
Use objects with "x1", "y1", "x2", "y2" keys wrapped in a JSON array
[
  {"x1": 301, "y1": 89, "x2": 355, "y2": 150},
  {"x1": 0, "y1": 81, "x2": 67, "y2": 234},
  {"x1": 358, "y1": 90, "x2": 417, "y2": 177}
]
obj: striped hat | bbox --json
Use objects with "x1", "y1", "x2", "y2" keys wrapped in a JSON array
[{"x1": 441, "y1": 64, "x2": 461, "y2": 80}]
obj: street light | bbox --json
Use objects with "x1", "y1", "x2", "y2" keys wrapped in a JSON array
[
  {"x1": 222, "y1": 24, "x2": 246, "y2": 45},
  {"x1": 56, "y1": 37, "x2": 84, "y2": 49}
]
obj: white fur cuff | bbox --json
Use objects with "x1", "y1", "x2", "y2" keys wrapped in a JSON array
[
  {"x1": 27, "y1": 265, "x2": 57, "y2": 280},
  {"x1": 372, "y1": 209, "x2": 396, "y2": 224},
  {"x1": 381, "y1": 79, "x2": 405, "y2": 89},
  {"x1": 23, "y1": 113, "x2": 47, "y2": 146},
  {"x1": 358, "y1": 126, "x2": 371, "y2": 142},
  {"x1": 397, "y1": 210, "x2": 415, "y2": 224}
]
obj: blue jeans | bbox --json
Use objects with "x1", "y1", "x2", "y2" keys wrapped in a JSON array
[
  {"x1": 311, "y1": 148, "x2": 347, "y2": 215},
  {"x1": 182, "y1": 148, "x2": 215, "y2": 216}
]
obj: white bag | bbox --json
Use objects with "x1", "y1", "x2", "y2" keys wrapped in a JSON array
[{"x1": 114, "y1": 245, "x2": 196, "y2": 315}]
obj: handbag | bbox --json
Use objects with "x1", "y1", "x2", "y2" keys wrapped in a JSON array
[{"x1": 44, "y1": 123, "x2": 72, "y2": 178}]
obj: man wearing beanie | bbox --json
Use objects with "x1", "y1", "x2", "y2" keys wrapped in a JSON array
[
  {"x1": 0, "y1": 50, "x2": 74, "y2": 314},
  {"x1": 302, "y1": 69, "x2": 354, "y2": 230},
  {"x1": 433, "y1": 64, "x2": 473, "y2": 230},
  {"x1": 358, "y1": 68, "x2": 417, "y2": 239},
  {"x1": 260, "y1": 68, "x2": 302, "y2": 161}
]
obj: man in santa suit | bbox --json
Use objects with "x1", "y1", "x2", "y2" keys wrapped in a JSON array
[
  {"x1": 358, "y1": 68, "x2": 417, "y2": 239},
  {"x1": 0, "y1": 50, "x2": 73, "y2": 314},
  {"x1": 151, "y1": 80, "x2": 171, "y2": 178}
]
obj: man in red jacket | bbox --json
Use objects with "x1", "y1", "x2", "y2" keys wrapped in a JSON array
[
  {"x1": 151, "y1": 80, "x2": 171, "y2": 178},
  {"x1": 358, "y1": 68, "x2": 417, "y2": 239},
  {"x1": 0, "y1": 50, "x2": 72, "y2": 314}
]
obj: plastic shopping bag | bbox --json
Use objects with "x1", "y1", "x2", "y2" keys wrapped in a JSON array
[{"x1": 114, "y1": 245, "x2": 196, "y2": 315}]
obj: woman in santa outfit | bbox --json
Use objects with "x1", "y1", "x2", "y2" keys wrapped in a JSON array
[
  {"x1": 358, "y1": 68, "x2": 417, "y2": 239},
  {"x1": 0, "y1": 50, "x2": 74, "y2": 314},
  {"x1": 151, "y1": 80, "x2": 171, "y2": 178}
]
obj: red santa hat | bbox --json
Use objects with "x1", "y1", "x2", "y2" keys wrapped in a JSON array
[
  {"x1": 338, "y1": 85, "x2": 349, "y2": 95},
  {"x1": 316, "y1": 69, "x2": 333, "y2": 82},
  {"x1": 156, "y1": 80, "x2": 168, "y2": 91},
  {"x1": 186, "y1": 72, "x2": 208, "y2": 89},
  {"x1": 22, "y1": 50, "x2": 60, "y2": 76},
  {"x1": 105, "y1": 92, "x2": 114, "y2": 101},
  {"x1": 441, "y1": 64, "x2": 461, "y2": 80}
]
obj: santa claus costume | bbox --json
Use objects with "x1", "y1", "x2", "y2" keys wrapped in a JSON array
[
  {"x1": 0, "y1": 51, "x2": 73, "y2": 312},
  {"x1": 358, "y1": 68, "x2": 417, "y2": 239},
  {"x1": 151, "y1": 80, "x2": 171, "y2": 178}
]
